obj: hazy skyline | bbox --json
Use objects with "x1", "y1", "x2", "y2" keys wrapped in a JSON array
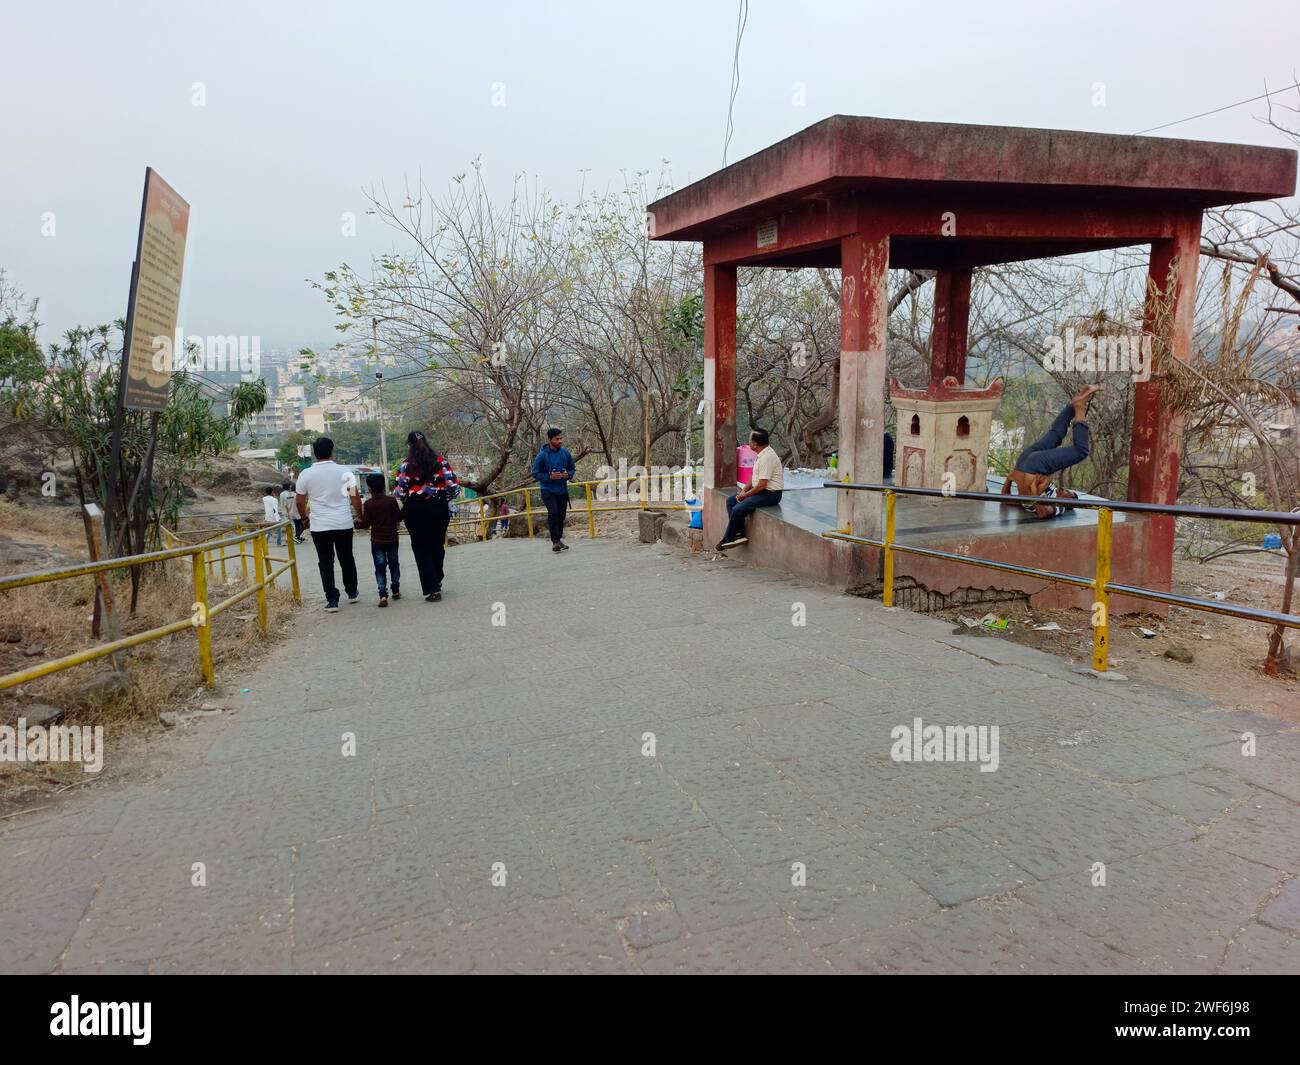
[{"x1": 4, "y1": 0, "x2": 1298, "y2": 349}]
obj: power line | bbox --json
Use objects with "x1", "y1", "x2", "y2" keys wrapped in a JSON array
[
  {"x1": 1135, "y1": 81, "x2": 1300, "y2": 135},
  {"x1": 723, "y1": 0, "x2": 749, "y2": 166}
]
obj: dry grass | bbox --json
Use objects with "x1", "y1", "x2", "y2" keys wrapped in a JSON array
[
  {"x1": 1, "y1": 563, "x2": 297, "y2": 726},
  {"x1": 0, "y1": 498, "x2": 87, "y2": 554},
  {"x1": 1, "y1": 504, "x2": 301, "y2": 811}
]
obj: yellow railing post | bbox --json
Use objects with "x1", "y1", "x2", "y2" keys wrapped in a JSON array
[
  {"x1": 640, "y1": 471, "x2": 648, "y2": 510},
  {"x1": 285, "y1": 524, "x2": 301, "y2": 602},
  {"x1": 219, "y1": 538, "x2": 227, "y2": 582},
  {"x1": 523, "y1": 488, "x2": 535, "y2": 540},
  {"x1": 883, "y1": 489, "x2": 896, "y2": 608},
  {"x1": 253, "y1": 534, "x2": 268, "y2": 632},
  {"x1": 191, "y1": 549, "x2": 214, "y2": 687},
  {"x1": 236, "y1": 517, "x2": 248, "y2": 581},
  {"x1": 479, "y1": 497, "x2": 487, "y2": 541},
  {"x1": 1092, "y1": 507, "x2": 1113, "y2": 674},
  {"x1": 585, "y1": 482, "x2": 595, "y2": 538}
]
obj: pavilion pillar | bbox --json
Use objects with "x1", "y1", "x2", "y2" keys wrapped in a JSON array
[
  {"x1": 1128, "y1": 215, "x2": 1200, "y2": 593},
  {"x1": 703, "y1": 262, "x2": 737, "y2": 498},
  {"x1": 837, "y1": 231, "x2": 890, "y2": 538},
  {"x1": 1128, "y1": 216, "x2": 1200, "y2": 506},
  {"x1": 929, "y1": 266, "x2": 972, "y2": 388}
]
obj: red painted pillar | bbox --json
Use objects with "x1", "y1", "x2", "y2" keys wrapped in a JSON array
[
  {"x1": 703, "y1": 262, "x2": 738, "y2": 503},
  {"x1": 929, "y1": 267, "x2": 972, "y2": 388},
  {"x1": 838, "y1": 231, "x2": 890, "y2": 537},
  {"x1": 1128, "y1": 214, "x2": 1200, "y2": 590}
]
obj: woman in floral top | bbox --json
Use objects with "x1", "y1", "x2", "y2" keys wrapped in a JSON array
[{"x1": 393, "y1": 430, "x2": 460, "y2": 601}]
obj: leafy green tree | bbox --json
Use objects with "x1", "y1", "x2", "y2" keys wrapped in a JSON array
[
  {"x1": 276, "y1": 429, "x2": 315, "y2": 469},
  {"x1": 1, "y1": 321, "x2": 265, "y2": 609},
  {"x1": 326, "y1": 420, "x2": 384, "y2": 465}
]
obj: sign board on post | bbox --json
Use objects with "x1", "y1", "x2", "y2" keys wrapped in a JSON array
[{"x1": 121, "y1": 168, "x2": 190, "y2": 411}]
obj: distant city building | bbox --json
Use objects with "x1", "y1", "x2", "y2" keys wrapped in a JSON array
[{"x1": 318, "y1": 384, "x2": 377, "y2": 424}]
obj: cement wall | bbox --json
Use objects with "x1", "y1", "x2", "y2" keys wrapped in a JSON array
[{"x1": 703, "y1": 487, "x2": 1167, "y2": 616}]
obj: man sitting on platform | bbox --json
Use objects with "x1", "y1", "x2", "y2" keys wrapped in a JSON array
[
  {"x1": 717, "y1": 428, "x2": 783, "y2": 550},
  {"x1": 1000, "y1": 385, "x2": 1101, "y2": 519}
]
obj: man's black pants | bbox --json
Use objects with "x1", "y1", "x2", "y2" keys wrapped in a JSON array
[
  {"x1": 402, "y1": 496, "x2": 451, "y2": 596},
  {"x1": 722, "y1": 489, "x2": 782, "y2": 543},
  {"x1": 311, "y1": 528, "x2": 358, "y2": 604},
  {"x1": 542, "y1": 491, "x2": 569, "y2": 543}
]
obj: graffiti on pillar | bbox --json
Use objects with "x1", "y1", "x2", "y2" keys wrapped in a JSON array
[
  {"x1": 902, "y1": 447, "x2": 925, "y2": 487},
  {"x1": 945, "y1": 450, "x2": 977, "y2": 491}
]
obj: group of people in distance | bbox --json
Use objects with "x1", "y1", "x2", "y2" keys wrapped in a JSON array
[
  {"x1": 283, "y1": 427, "x2": 578, "y2": 611},
  {"x1": 280, "y1": 385, "x2": 1097, "y2": 609},
  {"x1": 289, "y1": 430, "x2": 459, "y2": 610}
]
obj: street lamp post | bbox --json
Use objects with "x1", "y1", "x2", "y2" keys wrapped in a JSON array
[{"x1": 376, "y1": 370, "x2": 389, "y2": 488}]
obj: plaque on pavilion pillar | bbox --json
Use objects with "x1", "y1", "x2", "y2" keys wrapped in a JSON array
[{"x1": 890, "y1": 376, "x2": 1003, "y2": 492}]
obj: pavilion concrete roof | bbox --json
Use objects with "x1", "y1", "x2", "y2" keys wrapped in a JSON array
[{"x1": 647, "y1": 115, "x2": 1297, "y2": 250}]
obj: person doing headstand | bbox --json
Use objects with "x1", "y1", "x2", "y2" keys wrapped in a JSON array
[{"x1": 1000, "y1": 385, "x2": 1101, "y2": 519}]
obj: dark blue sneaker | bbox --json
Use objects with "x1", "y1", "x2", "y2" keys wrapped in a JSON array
[{"x1": 325, "y1": 600, "x2": 340, "y2": 613}]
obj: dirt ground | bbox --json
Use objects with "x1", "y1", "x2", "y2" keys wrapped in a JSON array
[
  {"x1": 932, "y1": 551, "x2": 1299, "y2": 723},
  {"x1": 0, "y1": 494, "x2": 297, "y2": 817}
]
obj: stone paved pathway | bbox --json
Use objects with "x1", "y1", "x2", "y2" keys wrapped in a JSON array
[{"x1": 2, "y1": 536, "x2": 1298, "y2": 973}]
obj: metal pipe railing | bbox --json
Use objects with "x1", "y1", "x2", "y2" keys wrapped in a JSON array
[
  {"x1": 1, "y1": 519, "x2": 300, "y2": 691},
  {"x1": 447, "y1": 471, "x2": 701, "y2": 541},
  {"x1": 824, "y1": 482, "x2": 1300, "y2": 674}
]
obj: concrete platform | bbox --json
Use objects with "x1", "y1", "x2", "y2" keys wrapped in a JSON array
[
  {"x1": 705, "y1": 479, "x2": 1161, "y2": 615},
  {"x1": 775, "y1": 479, "x2": 1125, "y2": 543}
]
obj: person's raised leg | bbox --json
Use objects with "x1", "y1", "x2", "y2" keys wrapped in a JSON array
[
  {"x1": 1018, "y1": 405, "x2": 1076, "y2": 463},
  {"x1": 1071, "y1": 383, "x2": 1101, "y2": 424},
  {"x1": 1015, "y1": 386, "x2": 1100, "y2": 472}
]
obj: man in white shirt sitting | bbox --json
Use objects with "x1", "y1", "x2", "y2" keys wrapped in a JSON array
[
  {"x1": 718, "y1": 428, "x2": 784, "y2": 551},
  {"x1": 294, "y1": 436, "x2": 361, "y2": 612}
]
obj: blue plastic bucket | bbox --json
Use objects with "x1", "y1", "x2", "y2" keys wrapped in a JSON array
[{"x1": 686, "y1": 497, "x2": 703, "y2": 529}]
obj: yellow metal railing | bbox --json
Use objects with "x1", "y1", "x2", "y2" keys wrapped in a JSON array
[
  {"x1": 1, "y1": 519, "x2": 300, "y2": 691},
  {"x1": 824, "y1": 483, "x2": 1300, "y2": 675},
  {"x1": 449, "y1": 470, "x2": 701, "y2": 542}
]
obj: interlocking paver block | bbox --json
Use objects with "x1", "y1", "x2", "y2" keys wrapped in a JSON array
[{"x1": 1, "y1": 538, "x2": 1295, "y2": 973}]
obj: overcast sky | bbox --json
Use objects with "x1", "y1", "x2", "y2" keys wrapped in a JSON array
[{"x1": 3, "y1": 0, "x2": 1298, "y2": 349}]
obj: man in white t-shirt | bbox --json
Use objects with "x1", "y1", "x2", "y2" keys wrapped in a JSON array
[
  {"x1": 718, "y1": 428, "x2": 784, "y2": 551},
  {"x1": 262, "y1": 486, "x2": 284, "y2": 545},
  {"x1": 294, "y1": 437, "x2": 360, "y2": 612}
]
